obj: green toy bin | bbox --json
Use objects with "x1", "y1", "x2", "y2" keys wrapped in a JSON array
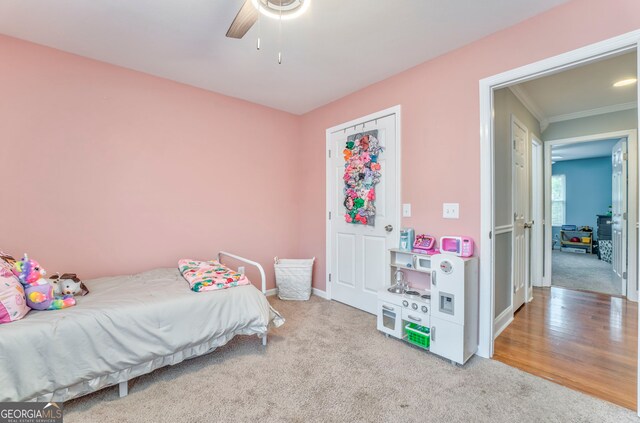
[{"x1": 405, "y1": 322, "x2": 430, "y2": 349}]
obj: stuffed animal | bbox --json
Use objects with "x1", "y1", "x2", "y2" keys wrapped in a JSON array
[
  {"x1": 49, "y1": 273, "x2": 89, "y2": 296},
  {"x1": 12, "y1": 255, "x2": 75, "y2": 311},
  {"x1": 49, "y1": 277, "x2": 62, "y2": 296}
]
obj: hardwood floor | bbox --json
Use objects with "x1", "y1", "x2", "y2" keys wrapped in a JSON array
[{"x1": 494, "y1": 287, "x2": 638, "y2": 410}]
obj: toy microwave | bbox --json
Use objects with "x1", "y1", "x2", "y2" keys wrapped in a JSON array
[{"x1": 440, "y1": 236, "x2": 474, "y2": 257}]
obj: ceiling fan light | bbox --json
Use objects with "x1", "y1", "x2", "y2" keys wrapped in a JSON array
[{"x1": 251, "y1": 0, "x2": 310, "y2": 20}]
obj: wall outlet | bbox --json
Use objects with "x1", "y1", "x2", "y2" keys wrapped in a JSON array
[
  {"x1": 402, "y1": 203, "x2": 412, "y2": 217},
  {"x1": 238, "y1": 266, "x2": 245, "y2": 275},
  {"x1": 443, "y1": 203, "x2": 459, "y2": 219}
]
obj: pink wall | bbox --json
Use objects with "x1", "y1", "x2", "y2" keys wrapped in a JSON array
[
  {"x1": 298, "y1": 0, "x2": 640, "y2": 291},
  {"x1": 0, "y1": 35, "x2": 300, "y2": 289},
  {"x1": 2, "y1": 0, "x2": 640, "y2": 293}
]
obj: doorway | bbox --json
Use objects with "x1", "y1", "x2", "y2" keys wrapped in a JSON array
[
  {"x1": 544, "y1": 133, "x2": 638, "y2": 299},
  {"x1": 325, "y1": 106, "x2": 401, "y2": 314},
  {"x1": 480, "y1": 31, "x2": 640, "y2": 413}
]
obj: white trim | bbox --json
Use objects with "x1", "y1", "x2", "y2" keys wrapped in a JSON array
[
  {"x1": 629, "y1": 135, "x2": 639, "y2": 302},
  {"x1": 493, "y1": 306, "x2": 514, "y2": 339},
  {"x1": 479, "y1": 70, "x2": 495, "y2": 359},
  {"x1": 312, "y1": 288, "x2": 328, "y2": 299},
  {"x1": 325, "y1": 105, "x2": 402, "y2": 303},
  {"x1": 508, "y1": 85, "x2": 548, "y2": 132},
  {"x1": 546, "y1": 101, "x2": 638, "y2": 125},
  {"x1": 479, "y1": 29, "x2": 640, "y2": 368},
  {"x1": 531, "y1": 137, "x2": 544, "y2": 289},
  {"x1": 325, "y1": 137, "x2": 333, "y2": 300},
  {"x1": 265, "y1": 288, "x2": 277, "y2": 297},
  {"x1": 544, "y1": 130, "x2": 639, "y2": 298},
  {"x1": 495, "y1": 224, "x2": 514, "y2": 235}
]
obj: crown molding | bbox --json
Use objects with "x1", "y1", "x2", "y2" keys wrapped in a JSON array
[
  {"x1": 508, "y1": 85, "x2": 549, "y2": 132},
  {"x1": 546, "y1": 101, "x2": 638, "y2": 125}
]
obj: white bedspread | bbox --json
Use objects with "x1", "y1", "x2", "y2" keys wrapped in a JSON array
[{"x1": 0, "y1": 268, "x2": 283, "y2": 402}]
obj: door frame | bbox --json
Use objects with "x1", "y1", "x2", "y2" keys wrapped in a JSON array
[
  {"x1": 530, "y1": 135, "x2": 544, "y2": 296},
  {"x1": 543, "y1": 130, "x2": 638, "y2": 302},
  {"x1": 479, "y1": 30, "x2": 640, "y2": 351},
  {"x1": 325, "y1": 105, "x2": 402, "y2": 301},
  {"x1": 479, "y1": 29, "x2": 640, "y2": 415}
]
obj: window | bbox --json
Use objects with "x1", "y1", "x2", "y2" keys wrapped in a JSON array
[{"x1": 551, "y1": 174, "x2": 566, "y2": 226}]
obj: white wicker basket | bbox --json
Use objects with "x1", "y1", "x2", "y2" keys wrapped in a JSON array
[{"x1": 274, "y1": 257, "x2": 315, "y2": 301}]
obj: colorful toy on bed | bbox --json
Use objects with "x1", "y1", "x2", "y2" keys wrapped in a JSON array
[
  {"x1": 178, "y1": 259, "x2": 251, "y2": 292},
  {"x1": 49, "y1": 273, "x2": 90, "y2": 297},
  {"x1": 12, "y1": 254, "x2": 76, "y2": 311}
]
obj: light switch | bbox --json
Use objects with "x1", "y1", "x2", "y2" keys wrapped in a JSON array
[
  {"x1": 402, "y1": 203, "x2": 412, "y2": 217},
  {"x1": 443, "y1": 203, "x2": 459, "y2": 219}
]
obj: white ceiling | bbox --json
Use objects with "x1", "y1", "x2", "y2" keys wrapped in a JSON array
[
  {"x1": 0, "y1": 0, "x2": 571, "y2": 114},
  {"x1": 552, "y1": 138, "x2": 621, "y2": 162},
  {"x1": 513, "y1": 52, "x2": 638, "y2": 128}
]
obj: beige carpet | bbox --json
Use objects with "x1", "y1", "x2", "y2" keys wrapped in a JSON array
[
  {"x1": 552, "y1": 250, "x2": 621, "y2": 296},
  {"x1": 65, "y1": 296, "x2": 635, "y2": 422}
]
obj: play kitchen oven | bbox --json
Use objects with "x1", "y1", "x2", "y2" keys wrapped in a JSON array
[{"x1": 376, "y1": 253, "x2": 479, "y2": 365}]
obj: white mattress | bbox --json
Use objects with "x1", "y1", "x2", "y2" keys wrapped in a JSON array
[{"x1": 0, "y1": 268, "x2": 283, "y2": 402}]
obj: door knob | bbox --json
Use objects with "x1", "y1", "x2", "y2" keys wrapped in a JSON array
[
  {"x1": 385, "y1": 225, "x2": 393, "y2": 232},
  {"x1": 524, "y1": 221, "x2": 534, "y2": 229}
]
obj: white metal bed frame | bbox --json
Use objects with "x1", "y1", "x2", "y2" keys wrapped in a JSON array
[{"x1": 118, "y1": 251, "x2": 268, "y2": 398}]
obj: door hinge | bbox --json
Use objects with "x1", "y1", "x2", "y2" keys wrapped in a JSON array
[
  {"x1": 328, "y1": 150, "x2": 331, "y2": 158},
  {"x1": 623, "y1": 152, "x2": 628, "y2": 161},
  {"x1": 329, "y1": 211, "x2": 332, "y2": 220},
  {"x1": 489, "y1": 231, "x2": 492, "y2": 240},
  {"x1": 328, "y1": 273, "x2": 332, "y2": 282},
  {"x1": 513, "y1": 140, "x2": 516, "y2": 149},
  {"x1": 623, "y1": 271, "x2": 627, "y2": 280},
  {"x1": 513, "y1": 284, "x2": 517, "y2": 294},
  {"x1": 623, "y1": 212, "x2": 627, "y2": 220}
]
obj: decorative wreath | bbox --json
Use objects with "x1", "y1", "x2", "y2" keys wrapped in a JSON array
[{"x1": 343, "y1": 131, "x2": 383, "y2": 225}]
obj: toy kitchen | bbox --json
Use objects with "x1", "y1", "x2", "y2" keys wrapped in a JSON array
[{"x1": 377, "y1": 231, "x2": 479, "y2": 365}]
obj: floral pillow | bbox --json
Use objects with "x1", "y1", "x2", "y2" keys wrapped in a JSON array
[{"x1": 0, "y1": 251, "x2": 29, "y2": 324}]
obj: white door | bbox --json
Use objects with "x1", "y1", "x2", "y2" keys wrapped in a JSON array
[
  {"x1": 612, "y1": 138, "x2": 628, "y2": 296},
  {"x1": 512, "y1": 116, "x2": 529, "y2": 311},
  {"x1": 328, "y1": 112, "x2": 399, "y2": 314}
]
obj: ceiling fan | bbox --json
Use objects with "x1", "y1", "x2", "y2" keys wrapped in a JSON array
[{"x1": 226, "y1": 0, "x2": 310, "y2": 39}]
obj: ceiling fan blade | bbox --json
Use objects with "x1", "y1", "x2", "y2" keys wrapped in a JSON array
[{"x1": 226, "y1": 0, "x2": 259, "y2": 39}]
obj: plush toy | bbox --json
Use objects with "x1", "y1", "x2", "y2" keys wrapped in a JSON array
[
  {"x1": 12, "y1": 255, "x2": 75, "y2": 311},
  {"x1": 49, "y1": 277, "x2": 62, "y2": 296},
  {"x1": 49, "y1": 273, "x2": 89, "y2": 297}
]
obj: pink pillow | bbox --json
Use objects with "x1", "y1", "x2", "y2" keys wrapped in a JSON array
[{"x1": 0, "y1": 251, "x2": 30, "y2": 323}]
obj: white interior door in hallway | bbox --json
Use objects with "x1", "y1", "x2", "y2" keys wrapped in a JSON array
[
  {"x1": 326, "y1": 109, "x2": 400, "y2": 314},
  {"x1": 612, "y1": 138, "x2": 628, "y2": 296},
  {"x1": 512, "y1": 116, "x2": 530, "y2": 312}
]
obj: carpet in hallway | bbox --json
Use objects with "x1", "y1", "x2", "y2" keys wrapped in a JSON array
[{"x1": 552, "y1": 250, "x2": 620, "y2": 296}]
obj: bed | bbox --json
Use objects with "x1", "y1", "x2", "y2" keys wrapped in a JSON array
[{"x1": 0, "y1": 251, "x2": 283, "y2": 402}]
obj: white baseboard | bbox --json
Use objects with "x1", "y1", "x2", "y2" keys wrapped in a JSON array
[
  {"x1": 493, "y1": 306, "x2": 514, "y2": 339},
  {"x1": 312, "y1": 288, "x2": 328, "y2": 299},
  {"x1": 265, "y1": 288, "x2": 277, "y2": 297}
]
